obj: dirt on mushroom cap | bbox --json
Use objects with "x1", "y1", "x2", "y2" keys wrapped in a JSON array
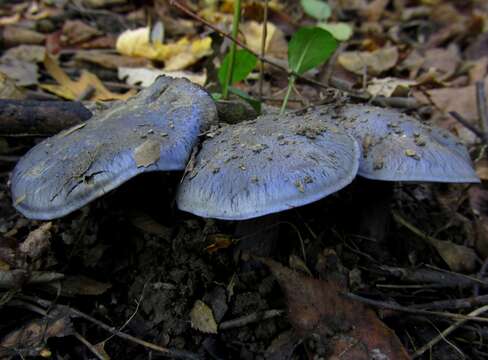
[
  {"x1": 177, "y1": 112, "x2": 360, "y2": 220},
  {"x1": 10, "y1": 76, "x2": 218, "y2": 220},
  {"x1": 310, "y1": 103, "x2": 479, "y2": 183}
]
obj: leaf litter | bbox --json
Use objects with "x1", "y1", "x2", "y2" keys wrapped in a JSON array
[{"x1": 1, "y1": 0, "x2": 488, "y2": 359}]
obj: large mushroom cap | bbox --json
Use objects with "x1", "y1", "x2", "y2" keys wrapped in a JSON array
[
  {"x1": 313, "y1": 104, "x2": 479, "y2": 183},
  {"x1": 176, "y1": 113, "x2": 360, "y2": 220},
  {"x1": 11, "y1": 76, "x2": 218, "y2": 220}
]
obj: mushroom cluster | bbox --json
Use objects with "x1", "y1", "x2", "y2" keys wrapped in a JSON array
[{"x1": 10, "y1": 76, "x2": 479, "y2": 221}]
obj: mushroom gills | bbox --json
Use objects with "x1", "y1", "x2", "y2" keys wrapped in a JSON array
[
  {"x1": 312, "y1": 103, "x2": 479, "y2": 183},
  {"x1": 10, "y1": 76, "x2": 218, "y2": 220},
  {"x1": 177, "y1": 112, "x2": 361, "y2": 220}
]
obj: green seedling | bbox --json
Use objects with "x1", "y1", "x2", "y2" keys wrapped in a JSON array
[
  {"x1": 301, "y1": 0, "x2": 353, "y2": 41},
  {"x1": 218, "y1": 49, "x2": 257, "y2": 87},
  {"x1": 280, "y1": 27, "x2": 338, "y2": 114},
  {"x1": 217, "y1": 0, "x2": 260, "y2": 113},
  {"x1": 221, "y1": 0, "x2": 242, "y2": 99}
]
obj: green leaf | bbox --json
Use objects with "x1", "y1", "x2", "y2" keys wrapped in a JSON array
[
  {"x1": 211, "y1": 92, "x2": 222, "y2": 101},
  {"x1": 229, "y1": 87, "x2": 261, "y2": 113},
  {"x1": 300, "y1": 0, "x2": 331, "y2": 21},
  {"x1": 218, "y1": 49, "x2": 257, "y2": 86},
  {"x1": 317, "y1": 22, "x2": 353, "y2": 41},
  {"x1": 288, "y1": 27, "x2": 338, "y2": 75}
]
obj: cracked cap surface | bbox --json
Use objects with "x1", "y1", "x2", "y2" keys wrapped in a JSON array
[
  {"x1": 11, "y1": 76, "x2": 217, "y2": 220},
  {"x1": 177, "y1": 112, "x2": 360, "y2": 220}
]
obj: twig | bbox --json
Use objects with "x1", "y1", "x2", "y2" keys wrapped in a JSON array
[
  {"x1": 377, "y1": 265, "x2": 488, "y2": 288},
  {"x1": 74, "y1": 332, "x2": 105, "y2": 360},
  {"x1": 343, "y1": 292, "x2": 488, "y2": 323},
  {"x1": 15, "y1": 296, "x2": 200, "y2": 360},
  {"x1": 101, "y1": 278, "x2": 148, "y2": 343},
  {"x1": 412, "y1": 304, "x2": 488, "y2": 358},
  {"x1": 476, "y1": 81, "x2": 488, "y2": 137},
  {"x1": 392, "y1": 211, "x2": 439, "y2": 246},
  {"x1": 219, "y1": 309, "x2": 283, "y2": 330},
  {"x1": 412, "y1": 294, "x2": 488, "y2": 311},
  {"x1": 258, "y1": 0, "x2": 269, "y2": 100},
  {"x1": 67, "y1": 307, "x2": 200, "y2": 359},
  {"x1": 449, "y1": 111, "x2": 487, "y2": 143}
]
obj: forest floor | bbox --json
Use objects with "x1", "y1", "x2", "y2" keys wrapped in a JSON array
[{"x1": 1, "y1": 0, "x2": 488, "y2": 359}]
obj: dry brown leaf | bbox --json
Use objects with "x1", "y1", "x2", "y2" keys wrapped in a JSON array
[
  {"x1": 58, "y1": 275, "x2": 111, "y2": 296},
  {"x1": 427, "y1": 237, "x2": 478, "y2": 273},
  {"x1": 190, "y1": 300, "x2": 218, "y2": 334},
  {"x1": 475, "y1": 216, "x2": 488, "y2": 258},
  {"x1": 367, "y1": 77, "x2": 416, "y2": 97},
  {"x1": 338, "y1": 47, "x2": 399, "y2": 76},
  {"x1": 0, "y1": 315, "x2": 73, "y2": 357},
  {"x1": 41, "y1": 55, "x2": 135, "y2": 101},
  {"x1": 0, "y1": 13, "x2": 20, "y2": 26},
  {"x1": 414, "y1": 77, "x2": 488, "y2": 145},
  {"x1": 2, "y1": 26, "x2": 45, "y2": 47},
  {"x1": 262, "y1": 258, "x2": 410, "y2": 360},
  {"x1": 0, "y1": 72, "x2": 25, "y2": 99},
  {"x1": 61, "y1": 20, "x2": 101, "y2": 46},
  {"x1": 465, "y1": 31, "x2": 488, "y2": 61},
  {"x1": 19, "y1": 222, "x2": 52, "y2": 259},
  {"x1": 469, "y1": 57, "x2": 488, "y2": 84},
  {"x1": 134, "y1": 139, "x2": 161, "y2": 168},
  {"x1": 360, "y1": 0, "x2": 389, "y2": 22},
  {"x1": 242, "y1": 21, "x2": 288, "y2": 60},
  {"x1": 422, "y1": 45, "x2": 460, "y2": 80},
  {"x1": 475, "y1": 158, "x2": 488, "y2": 181},
  {"x1": 74, "y1": 50, "x2": 150, "y2": 69}
]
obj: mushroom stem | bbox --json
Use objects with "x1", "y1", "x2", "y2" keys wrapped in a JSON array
[
  {"x1": 234, "y1": 214, "x2": 280, "y2": 270},
  {"x1": 355, "y1": 179, "x2": 393, "y2": 259}
]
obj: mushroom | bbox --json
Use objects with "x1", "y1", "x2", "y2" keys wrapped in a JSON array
[
  {"x1": 176, "y1": 112, "x2": 360, "y2": 220},
  {"x1": 312, "y1": 103, "x2": 479, "y2": 183},
  {"x1": 10, "y1": 76, "x2": 217, "y2": 220}
]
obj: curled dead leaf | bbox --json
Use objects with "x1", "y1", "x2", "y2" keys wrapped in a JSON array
[{"x1": 19, "y1": 222, "x2": 52, "y2": 259}]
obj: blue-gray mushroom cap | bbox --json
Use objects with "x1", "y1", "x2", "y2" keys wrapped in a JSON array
[
  {"x1": 11, "y1": 76, "x2": 218, "y2": 220},
  {"x1": 176, "y1": 112, "x2": 361, "y2": 220},
  {"x1": 312, "y1": 104, "x2": 479, "y2": 183}
]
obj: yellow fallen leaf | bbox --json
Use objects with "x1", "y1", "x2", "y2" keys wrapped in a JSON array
[
  {"x1": 41, "y1": 55, "x2": 135, "y2": 101},
  {"x1": 338, "y1": 47, "x2": 399, "y2": 75},
  {"x1": 115, "y1": 27, "x2": 213, "y2": 71}
]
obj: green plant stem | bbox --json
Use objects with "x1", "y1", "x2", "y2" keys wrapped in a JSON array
[
  {"x1": 258, "y1": 0, "x2": 269, "y2": 100},
  {"x1": 222, "y1": 0, "x2": 242, "y2": 99},
  {"x1": 280, "y1": 75, "x2": 296, "y2": 115}
]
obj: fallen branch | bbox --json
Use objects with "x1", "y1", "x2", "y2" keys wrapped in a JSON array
[{"x1": 0, "y1": 100, "x2": 92, "y2": 136}]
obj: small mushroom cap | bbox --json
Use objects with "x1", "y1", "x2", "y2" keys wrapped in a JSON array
[
  {"x1": 313, "y1": 104, "x2": 479, "y2": 183},
  {"x1": 177, "y1": 113, "x2": 360, "y2": 220},
  {"x1": 11, "y1": 76, "x2": 217, "y2": 220}
]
